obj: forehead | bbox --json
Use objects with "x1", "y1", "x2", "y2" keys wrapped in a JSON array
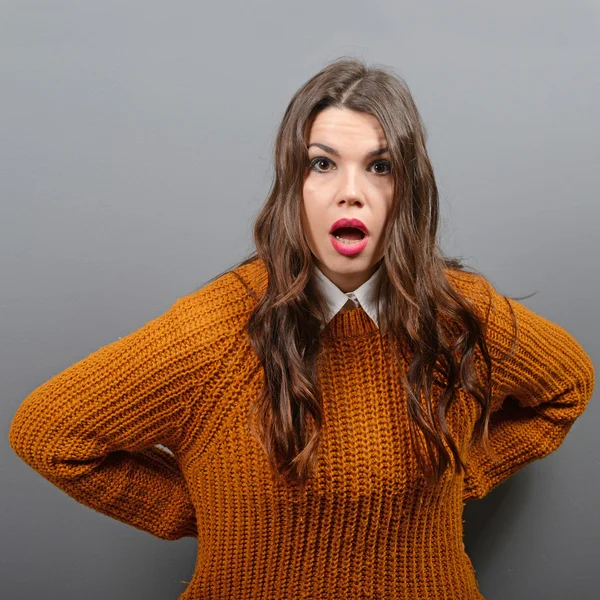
[{"x1": 307, "y1": 107, "x2": 387, "y2": 146}]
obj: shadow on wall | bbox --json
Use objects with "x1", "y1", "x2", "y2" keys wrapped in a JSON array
[{"x1": 463, "y1": 473, "x2": 532, "y2": 579}]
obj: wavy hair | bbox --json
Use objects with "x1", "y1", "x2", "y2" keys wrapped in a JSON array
[{"x1": 200, "y1": 57, "x2": 522, "y2": 488}]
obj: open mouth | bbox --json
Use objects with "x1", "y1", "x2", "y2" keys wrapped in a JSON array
[{"x1": 331, "y1": 227, "x2": 366, "y2": 243}]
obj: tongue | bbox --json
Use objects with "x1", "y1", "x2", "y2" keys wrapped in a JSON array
[{"x1": 334, "y1": 227, "x2": 363, "y2": 240}]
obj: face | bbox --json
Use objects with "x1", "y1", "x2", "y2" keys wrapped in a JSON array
[{"x1": 301, "y1": 107, "x2": 394, "y2": 293}]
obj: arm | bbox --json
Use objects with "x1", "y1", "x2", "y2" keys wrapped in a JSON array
[
  {"x1": 460, "y1": 275, "x2": 595, "y2": 502},
  {"x1": 8, "y1": 290, "x2": 229, "y2": 540}
]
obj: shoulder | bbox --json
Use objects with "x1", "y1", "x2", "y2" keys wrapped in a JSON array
[
  {"x1": 172, "y1": 257, "x2": 268, "y2": 341},
  {"x1": 443, "y1": 267, "x2": 520, "y2": 339},
  {"x1": 443, "y1": 267, "x2": 495, "y2": 312},
  {"x1": 229, "y1": 257, "x2": 269, "y2": 300}
]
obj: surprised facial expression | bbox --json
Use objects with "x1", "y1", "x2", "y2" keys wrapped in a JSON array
[{"x1": 301, "y1": 107, "x2": 394, "y2": 292}]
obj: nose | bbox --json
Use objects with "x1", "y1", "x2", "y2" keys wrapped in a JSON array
[{"x1": 337, "y1": 165, "x2": 365, "y2": 207}]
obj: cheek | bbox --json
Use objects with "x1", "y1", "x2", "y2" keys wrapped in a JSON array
[
  {"x1": 301, "y1": 185, "x2": 320, "y2": 229},
  {"x1": 300, "y1": 197, "x2": 316, "y2": 247},
  {"x1": 302, "y1": 179, "x2": 319, "y2": 203},
  {"x1": 380, "y1": 186, "x2": 394, "y2": 218}
]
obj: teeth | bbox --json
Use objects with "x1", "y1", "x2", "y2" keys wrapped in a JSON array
[{"x1": 334, "y1": 235, "x2": 362, "y2": 244}]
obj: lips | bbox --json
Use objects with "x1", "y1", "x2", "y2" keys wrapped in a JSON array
[{"x1": 329, "y1": 218, "x2": 369, "y2": 236}]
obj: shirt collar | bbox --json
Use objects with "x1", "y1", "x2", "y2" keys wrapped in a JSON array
[{"x1": 312, "y1": 263, "x2": 385, "y2": 330}]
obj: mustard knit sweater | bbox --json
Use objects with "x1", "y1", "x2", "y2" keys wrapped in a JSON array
[{"x1": 8, "y1": 258, "x2": 595, "y2": 599}]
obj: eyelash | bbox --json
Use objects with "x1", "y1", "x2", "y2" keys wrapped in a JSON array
[{"x1": 308, "y1": 156, "x2": 392, "y2": 176}]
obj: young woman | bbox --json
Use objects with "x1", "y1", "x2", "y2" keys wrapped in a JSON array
[{"x1": 9, "y1": 58, "x2": 595, "y2": 599}]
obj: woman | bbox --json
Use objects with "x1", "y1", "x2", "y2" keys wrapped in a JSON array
[{"x1": 8, "y1": 57, "x2": 595, "y2": 599}]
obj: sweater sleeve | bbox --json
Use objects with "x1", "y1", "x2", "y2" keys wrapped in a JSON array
[
  {"x1": 460, "y1": 275, "x2": 595, "y2": 502},
  {"x1": 8, "y1": 289, "x2": 230, "y2": 540}
]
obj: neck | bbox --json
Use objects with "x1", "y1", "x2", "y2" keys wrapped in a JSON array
[{"x1": 315, "y1": 261, "x2": 380, "y2": 293}]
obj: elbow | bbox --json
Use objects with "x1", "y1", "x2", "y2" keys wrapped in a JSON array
[
  {"x1": 8, "y1": 394, "x2": 66, "y2": 477},
  {"x1": 557, "y1": 339, "x2": 596, "y2": 419},
  {"x1": 573, "y1": 349, "x2": 596, "y2": 415},
  {"x1": 568, "y1": 349, "x2": 596, "y2": 421},
  {"x1": 8, "y1": 402, "x2": 36, "y2": 467}
]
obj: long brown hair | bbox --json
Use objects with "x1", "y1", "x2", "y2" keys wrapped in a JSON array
[{"x1": 199, "y1": 57, "x2": 522, "y2": 488}]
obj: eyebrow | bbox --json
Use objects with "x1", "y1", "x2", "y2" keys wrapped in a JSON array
[{"x1": 307, "y1": 142, "x2": 389, "y2": 158}]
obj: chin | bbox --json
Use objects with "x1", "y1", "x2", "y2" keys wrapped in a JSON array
[{"x1": 322, "y1": 254, "x2": 372, "y2": 271}]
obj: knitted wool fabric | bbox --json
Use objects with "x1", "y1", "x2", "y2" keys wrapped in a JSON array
[{"x1": 8, "y1": 258, "x2": 595, "y2": 599}]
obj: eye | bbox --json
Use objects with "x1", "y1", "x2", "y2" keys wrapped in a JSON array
[
  {"x1": 308, "y1": 156, "x2": 392, "y2": 175},
  {"x1": 371, "y1": 160, "x2": 391, "y2": 175},
  {"x1": 309, "y1": 157, "x2": 334, "y2": 173}
]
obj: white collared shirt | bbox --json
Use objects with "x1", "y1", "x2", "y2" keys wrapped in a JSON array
[{"x1": 312, "y1": 263, "x2": 385, "y2": 330}]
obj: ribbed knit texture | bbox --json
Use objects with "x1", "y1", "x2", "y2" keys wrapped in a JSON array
[{"x1": 8, "y1": 259, "x2": 595, "y2": 599}]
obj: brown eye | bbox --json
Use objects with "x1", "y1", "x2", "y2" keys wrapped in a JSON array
[
  {"x1": 372, "y1": 160, "x2": 391, "y2": 175},
  {"x1": 309, "y1": 157, "x2": 334, "y2": 173}
]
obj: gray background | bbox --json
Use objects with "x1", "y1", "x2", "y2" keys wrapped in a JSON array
[{"x1": 2, "y1": 1, "x2": 598, "y2": 598}]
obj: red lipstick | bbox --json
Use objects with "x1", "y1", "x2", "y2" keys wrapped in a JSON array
[
  {"x1": 329, "y1": 217, "x2": 369, "y2": 257},
  {"x1": 329, "y1": 218, "x2": 369, "y2": 235}
]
